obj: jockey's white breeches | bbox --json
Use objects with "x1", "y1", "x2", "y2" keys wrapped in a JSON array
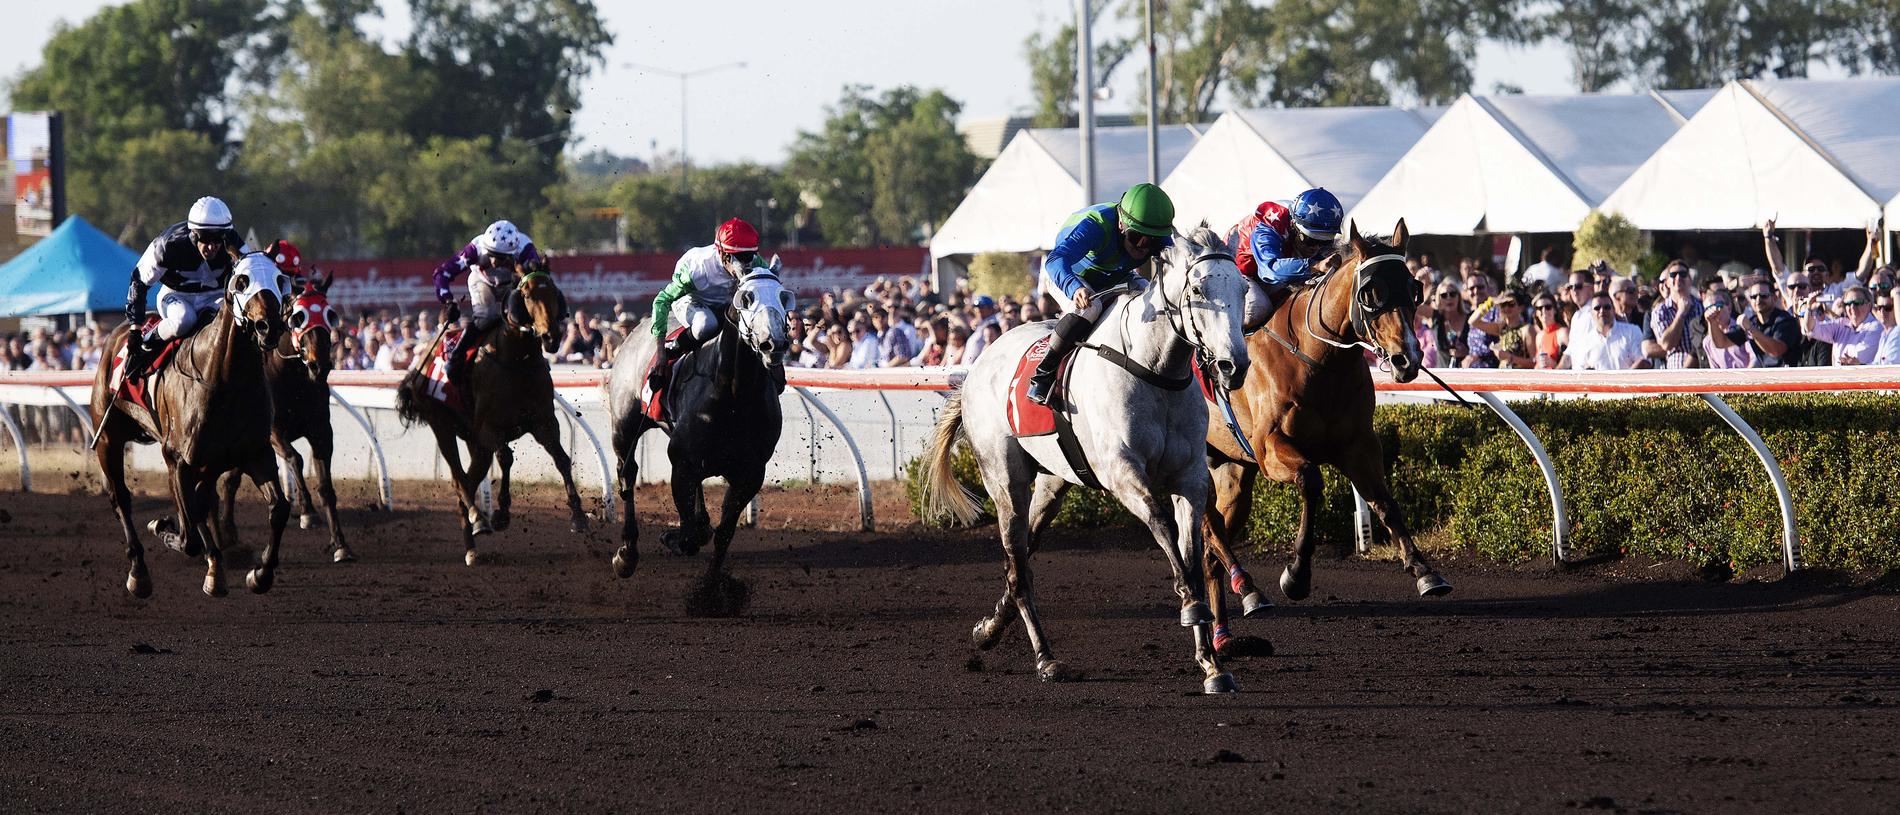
[
  {"x1": 669, "y1": 298, "x2": 724, "y2": 342},
  {"x1": 467, "y1": 274, "x2": 512, "y2": 323},
  {"x1": 1039, "y1": 274, "x2": 1106, "y2": 322},
  {"x1": 154, "y1": 286, "x2": 223, "y2": 340},
  {"x1": 1243, "y1": 277, "x2": 1275, "y2": 330}
]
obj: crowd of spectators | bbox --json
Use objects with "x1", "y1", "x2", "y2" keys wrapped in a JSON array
[{"x1": 1409, "y1": 223, "x2": 1900, "y2": 370}]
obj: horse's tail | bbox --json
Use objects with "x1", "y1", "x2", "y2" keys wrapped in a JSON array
[
  {"x1": 919, "y1": 391, "x2": 982, "y2": 527},
  {"x1": 394, "y1": 370, "x2": 427, "y2": 429}
]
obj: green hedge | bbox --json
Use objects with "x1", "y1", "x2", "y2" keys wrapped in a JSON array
[{"x1": 905, "y1": 393, "x2": 1900, "y2": 573}]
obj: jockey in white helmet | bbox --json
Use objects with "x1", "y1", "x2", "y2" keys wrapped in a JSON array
[
  {"x1": 124, "y1": 196, "x2": 253, "y2": 370},
  {"x1": 432, "y1": 219, "x2": 543, "y2": 381}
]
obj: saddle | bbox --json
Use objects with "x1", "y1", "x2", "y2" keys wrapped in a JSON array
[
  {"x1": 641, "y1": 326, "x2": 690, "y2": 422},
  {"x1": 417, "y1": 324, "x2": 479, "y2": 412},
  {"x1": 1006, "y1": 334, "x2": 1101, "y2": 489},
  {"x1": 109, "y1": 317, "x2": 185, "y2": 412}
]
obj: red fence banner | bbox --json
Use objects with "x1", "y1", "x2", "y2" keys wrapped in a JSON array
[{"x1": 317, "y1": 246, "x2": 929, "y2": 312}]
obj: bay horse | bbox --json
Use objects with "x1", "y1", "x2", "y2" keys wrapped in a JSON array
[
  {"x1": 90, "y1": 254, "x2": 293, "y2": 598},
  {"x1": 1202, "y1": 219, "x2": 1450, "y2": 653},
  {"x1": 919, "y1": 226, "x2": 1250, "y2": 694},
  {"x1": 241, "y1": 270, "x2": 355, "y2": 562},
  {"x1": 602, "y1": 261, "x2": 792, "y2": 616},
  {"x1": 396, "y1": 260, "x2": 586, "y2": 565}
]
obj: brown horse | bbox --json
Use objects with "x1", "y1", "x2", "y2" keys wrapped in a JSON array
[
  {"x1": 396, "y1": 261, "x2": 586, "y2": 565},
  {"x1": 225, "y1": 271, "x2": 356, "y2": 562},
  {"x1": 90, "y1": 258, "x2": 292, "y2": 598},
  {"x1": 1202, "y1": 220, "x2": 1450, "y2": 651}
]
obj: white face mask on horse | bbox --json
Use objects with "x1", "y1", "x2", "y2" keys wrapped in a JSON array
[{"x1": 733, "y1": 256, "x2": 795, "y2": 367}]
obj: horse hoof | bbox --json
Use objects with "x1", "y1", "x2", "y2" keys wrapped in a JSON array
[
  {"x1": 246, "y1": 569, "x2": 273, "y2": 594},
  {"x1": 1279, "y1": 566, "x2": 1312, "y2": 601},
  {"x1": 298, "y1": 514, "x2": 314, "y2": 531},
  {"x1": 464, "y1": 550, "x2": 479, "y2": 567},
  {"x1": 971, "y1": 619, "x2": 1004, "y2": 651},
  {"x1": 570, "y1": 512, "x2": 589, "y2": 533},
  {"x1": 1037, "y1": 659, "x2": 1076, "y2": 682},
  {"x1": 1417, "y1": 574, "x2": 1453, "y2": 597},
  {"x1": 659, "y1": 530, "x2": 685, "y2": 555},
  {"x1": 612, "y1": 548, "x2": 636, "y2": 579},
  {"x1": 490, "y1": 509, "x2": 511, "y2": 532},
  {"x1": 126, "y1": 569, "x2": 151, "y2": 599},
  {"x1": 1202, "y1": 672, "x2": 1239, "y2": 695},
  {"x1": 205, "y1": 574, "x2": 228, "y2": 598},
  {"x1": 1241, "y1": 591, "x2": 1272, "y2": 617},
  {"x1": 331, "y1": 546, "x2": 357, "y2": 564},
  {"x1": 1180, "y1": 601, "x2": 1213, "y2": 627}
]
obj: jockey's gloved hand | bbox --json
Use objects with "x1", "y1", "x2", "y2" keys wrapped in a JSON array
[{"x1": 444, "y1": 301, "x2": 461, "y2": 324}]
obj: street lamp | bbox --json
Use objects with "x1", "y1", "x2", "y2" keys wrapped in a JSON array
[{"x1": 624, "y1": 61, "x2": 748, "y2": 192}]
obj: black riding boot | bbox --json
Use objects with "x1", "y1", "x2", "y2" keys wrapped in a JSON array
[
  {"x1": 447, "y1": 317, "x2": 498, "y2": 385},
  {"x1": 1027, "y1": 313, "x2": 1095, "y2": 405},
  {"x1": 647, "y1": 332, "x2": 706, "y2": 393}
]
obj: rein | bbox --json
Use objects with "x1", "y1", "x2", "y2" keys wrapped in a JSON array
[{"x1": 1265, "y1": 251, "x2": 1407, "y2": 370}]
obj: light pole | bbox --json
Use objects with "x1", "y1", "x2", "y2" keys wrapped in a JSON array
[{"x1": 624, "y1": 61, "x2": 748, "y2": 192}]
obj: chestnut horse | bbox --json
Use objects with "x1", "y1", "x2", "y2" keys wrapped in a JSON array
[
  {"x1": 396, "y1": 260, "x2": 586, "y2": 565},
  {"x1": 1202, "y1": 220, "x2": 1451, "y2": 652},
  {"x1": 90, "y1": 255, "x2": 292, "y2": 597},
  {"x1": 237, "y1": 271, "x2": 356, "y2": 562}
]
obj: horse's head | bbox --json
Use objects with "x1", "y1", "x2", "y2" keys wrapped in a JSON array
[
  {"x1": 283, "y1": 270, "x2": 339, "y2": 380},
  {"x1": 229, "y1": 253, "x2": 289, "y2": 350},
  {"x1": 506, "y1": 259, "x2": 569, "y2": 354},
  {"x1": 1342, "y1": 219, "x2": 1423, "y2": 383},
  {"x1": 1162, "y1": 224, "x2": 1250, "y2": 390},
  {"x1": 731, "y1": 256, "x2": 795, "y2": 368}
]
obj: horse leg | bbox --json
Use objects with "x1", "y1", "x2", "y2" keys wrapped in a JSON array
[
  {"x1": 1336, "y1": 449, "x2": 1452, "y2": 597},
  {"x1": 973, "y1": 473, "x2": 1066, "y2": 651},
  {"x1": 178, "y1": 469, "x2": 225, "y2": 598},
  {"x1": 98, "y1": 438, "x2": 151, "y2": 598},
  {"x1": 990, "y1": 464, "x2": 1069, "y2": 681},
  {"x1": 216, "y1": 469, "x2": 241, "y2": 563},
  {"x1": 243, "y1": 451, "x2": 293, "y2": 594},
  {"x1": 492, "y1": 444, "x2": 513, "y2": 532},
  {"x1": 663, "y1": 461, "x2": 707, "y2": 556},
  {"x1": 1279, "y1": 463, "x2": 1324, "y2": 601},
  {"x1": 275, "y1": 435, "x2": 315, "y2": 531},
  {"x1": 459, "y1": 444, "x2": 497, "y2": 567},
  {"x1": 430, "y1": 425, "x2": 489, "y2": 561},
  {"x1": 1105, "y1": 474, "x2": 1211, "y2": 629},
  {"x1": 529, "y1": 417, "x2": 588, "y2": 533},
  {"x1": 1174, "y1": 490, "x2": 1235, "y2": 694},
  {"x1": 685, "y1": 469, "x2": 761, "y2": 617},
  {"x1": 308, "y1": 431, "x2": 354, "y2": 562},
  {"x1": 611, "y1": 424, "x2": 642, "y2": 578},
  {"x1": 1204, "y1": 460, "x2": 1267, "y2": 656}
]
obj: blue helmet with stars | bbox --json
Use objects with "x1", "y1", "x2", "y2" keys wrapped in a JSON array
[{"x1": 1290, "y1": 188, "x2": 1344, "y2": 241}]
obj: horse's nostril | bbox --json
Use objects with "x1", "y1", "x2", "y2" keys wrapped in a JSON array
[{"x1": 1216, "y1": 359, "x2": 1236, "y2": 375}]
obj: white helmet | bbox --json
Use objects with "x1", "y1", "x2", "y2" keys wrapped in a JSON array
[
  {"x1": 476, "y1": 220, "x2": 526, "y2": 255},
  {"x1": 188, "y1": 196, "x2": 234, "y2": 230}
]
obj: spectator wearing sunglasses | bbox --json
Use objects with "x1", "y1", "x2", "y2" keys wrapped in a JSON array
[
  {"x1": 1560, "y1": 292, "x2": 1648, "y2": 370},
  {"x1": 1803, "y1": 285, "x2": 1883, "y2": 364},
  {"x1": 1420, "y1": 280, "x2": 1470, "y2": 367},
  {"x1": 1712, "y1": 277, "x2": 1802, "y2": 367},
  {"x1": 1560, "y1": 270, "x2": 1596, "y2": 324},
  {"x1": 1644, "y1": 259, "x2": 1707, "y2": 368},
  {"x1": 1529, "y1": 295, "x2": 1567, "y2": 369}
]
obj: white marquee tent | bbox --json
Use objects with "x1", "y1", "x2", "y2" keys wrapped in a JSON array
[
  {"x1": 1163, "y1": 105, "x2": 1442, "y2": 234},
  {"x1": 929, "y1": 124, "x2": 1201, "y2": 261},
  {"x1": 1601, "y1": 78, "x2": 1900, "y2": 232},
  {"x1": 1349, "y1": 90, "x2": 1713, "y2": 235}
]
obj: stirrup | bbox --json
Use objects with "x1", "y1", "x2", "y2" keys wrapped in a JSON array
[{"x1": 1026, "y1": 376, "x2": 1055, "y2": 405}]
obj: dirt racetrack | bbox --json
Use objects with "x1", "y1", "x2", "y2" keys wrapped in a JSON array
[{"x1": 4, "y1": 480, "x2": 1900, "y2": 814}]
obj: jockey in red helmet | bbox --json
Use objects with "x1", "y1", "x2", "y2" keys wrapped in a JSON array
[{"x1": 647, "y1": 218, "x2": 771, "y2": 393}]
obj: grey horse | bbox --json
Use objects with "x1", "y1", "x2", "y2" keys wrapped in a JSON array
[
  {"x1": 920, "y1": 225, "x2": 1251, "y2": 694},
  {"x1": 603, "y1": 263, "x2": 793, "y2": 614}
]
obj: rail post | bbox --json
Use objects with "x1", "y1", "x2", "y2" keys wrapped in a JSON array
[
  {"x1": 1477, "y1": 392, "x2": 1570, "y2": 565},
  {"x1": 1700, "y1": 394, "x2": 1800, "y2": 573},
  {"x1": 327, "y1": 387, "x2": 393, "y2": 510},
  {"x1": 0, "y1": 404, "x2": 29, "y2": 491},
  {"x1": 45, "y1": 386, "x2": 93, "y2": 439},
  {"x1": 552, "y1": 393, "x2": 616, "y2": 521},
  {"x1": 1351, "y1": 487, "x2": 1373, "y2": 555},
  {"x1": 877, "y1": 391, "x2": 899, "y2": 480},
  {"x1": 793, "y1": 386, "x2": 874, "y2": 532}
]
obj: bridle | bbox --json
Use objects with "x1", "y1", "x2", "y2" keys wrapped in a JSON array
[
  {"x1": 1298, "y1": 251, "x2": 1411, "y2": 368},
  {"x1": 1140, "y1": 246, "x2": 1237, "y2": 363}
]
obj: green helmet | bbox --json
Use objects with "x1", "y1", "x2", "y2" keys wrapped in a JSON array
[{"x1": 1116, "y1": 183, "x2": 1175, "y2": 238}]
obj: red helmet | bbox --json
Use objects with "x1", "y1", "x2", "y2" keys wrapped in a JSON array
[
  {"x1": 268, "y1": 239, "x2": 304, "y2": 276},
  {"x1": 714, "y1": 218, "x2": 759, "y2": 253}
]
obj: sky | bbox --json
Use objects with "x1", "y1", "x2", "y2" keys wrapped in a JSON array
[{"x1": 0, "y1": 0, "x2": 1579, "y2": 165}]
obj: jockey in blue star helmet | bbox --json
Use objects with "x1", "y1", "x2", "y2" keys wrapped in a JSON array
[{"x1": 1229, "y1": 187, "x2": 1344, "y2": 329}]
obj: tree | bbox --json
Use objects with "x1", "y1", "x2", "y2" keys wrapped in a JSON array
[
  {"x1": 787, "y1": 86, "x2": 979, "y2": 246},
  {"x1": 1022, "y1": 2, "x2": 1134, "y2": 127},
  {"x1": 1531, "y1": 0, "x2": 1636, "y2": 92},
  {"x1": 89, "y1": 131, "x2": 226, "y2": 244}
]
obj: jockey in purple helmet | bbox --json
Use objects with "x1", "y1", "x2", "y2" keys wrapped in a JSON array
[
  {"x1": 1228, "y1": 187, "x2": 1343, "y2": 329},
  {"x1": 432, "y1": 220, "x2": 542, "y2": 382}
]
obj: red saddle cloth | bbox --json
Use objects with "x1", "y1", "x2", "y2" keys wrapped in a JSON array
[
  {"x1": 1190, "y1": 358, "x2": 1218, "y2": 402},
  {"x1": 641, "y1": 326, "x2": 689, "y2": 422},
  {"x1": 1006, "y1": 335, "x2": 1079, "y2": 437},
  {"x1": 418, "y1": 325, "x2": 478, "y2": 411},
  {"x1": 108, "y1": 318, "x2": 183, "y2": 411}
]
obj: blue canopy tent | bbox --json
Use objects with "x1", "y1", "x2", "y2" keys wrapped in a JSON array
[{"x1": 0, "y1": 216, "x2": 144, "y2": 317}]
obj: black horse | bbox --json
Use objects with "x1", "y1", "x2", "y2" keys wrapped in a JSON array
[{"x1": 603, "y1": 264, "x2": 791, "y2": 615}]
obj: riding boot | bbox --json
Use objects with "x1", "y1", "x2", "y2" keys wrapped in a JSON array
[
  {"x1": 447, "y1": 318, "x2": 496, "y2": 386},
  {"x1": 647, "y1": 333, "x2": 705, "y2": 394},
  {"x1": 1027, "y1": 313, "x2": 1094, "y2": 405}
]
